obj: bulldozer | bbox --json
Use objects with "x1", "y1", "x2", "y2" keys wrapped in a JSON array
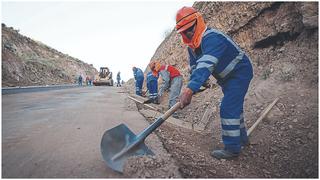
[{"x1": 93, "y1": 67, "x2": 114, "y2": 86}]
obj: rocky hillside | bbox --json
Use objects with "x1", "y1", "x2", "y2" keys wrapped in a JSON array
[
  {"x1": 2, "y1": 23, "x2": 98, "y2": 87},
  {"x1": 125, "y1": 2, "x2": 318, "y2": 178}
]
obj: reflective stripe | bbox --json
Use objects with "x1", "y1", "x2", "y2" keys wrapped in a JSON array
[
  {"x1": 204, "y1": 29, "x2": 242, "y2": 52},
  {"x1": 221, "y1": 114, "x2": 244, "y2": 125},
  {"x1": 196, "y1": 55, "x2": 218, "y2": 73},
  {"x1": 197, "y1": 54, "x2": 219, "y2": 65},
  {"x1": 203, "y1": 29, "x2": 244, "y2": 78},
  {"x1": 221, "y1": 118, "x2": 241, "y2": 125},
  {"x1": 196, "y1": 62, "x2": 214, "y2": 72},
  {"x1": 222, "y1": 129, "x2": 240, "y2": 137},
  {"x1": 219, "y1": 51, "x2": 244, "y2": 78}
]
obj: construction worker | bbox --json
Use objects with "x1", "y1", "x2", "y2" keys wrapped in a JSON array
[
  {"x1": 78, "y1": 75, "x2": 83, "y2": 86},
  {"x1": 145, "y1": 71, "x2": 159, "y2": 104},
  {"x1": 116, "y1": 71, "x2": 121, "y2": 87},
  {"x1": 149, "y1": 61, "x2": 183, "y2": 109},
  {"x1": 176, "y1": 7, "x2": 253, "y2": 159},
  {"x1": 132, "y1": 67, "x2": 144, "y2": 96},
  {"x1": 86, "y1": 76, "x2": 89, "y2": 86}
]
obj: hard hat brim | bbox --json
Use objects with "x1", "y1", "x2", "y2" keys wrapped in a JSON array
[{"x1": 176, "y1": 20, "x2": 196, "y2": 33}]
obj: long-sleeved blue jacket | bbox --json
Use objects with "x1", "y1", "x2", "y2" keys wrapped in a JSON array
[
  {"x1": 133, "y1": 68, "x2": 144, "y2": 81},
  {"x1": 187, "y1": 28, "x2": 252, "y2": 92}
]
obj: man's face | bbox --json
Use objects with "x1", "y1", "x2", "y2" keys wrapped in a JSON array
[{"x1": 181, "y1": 23, "x2": 196, "y2": 40}]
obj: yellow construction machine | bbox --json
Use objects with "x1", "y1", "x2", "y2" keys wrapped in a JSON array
[{"x1": 93, "y1": 67, "x2": 114, "y2": 86}]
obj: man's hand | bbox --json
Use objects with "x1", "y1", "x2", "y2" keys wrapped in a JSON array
[{"x1": 180, "y1": 88, "x2": 193, "y2": 109}]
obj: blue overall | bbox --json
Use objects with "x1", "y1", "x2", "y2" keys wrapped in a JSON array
[
  {"x1": 146, "y1": 72, "x2": 158, "y2": 99},
  {"x1": 187, "y1": 28, "x2": 253, "y2": 153},
  {"x1": 133, "y1": 68, "x2": 144, "y2": 96}
]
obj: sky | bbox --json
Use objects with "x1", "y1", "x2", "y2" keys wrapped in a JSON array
[{"x1": 2, "y1": 1, "x2": 194, "y2": 81}]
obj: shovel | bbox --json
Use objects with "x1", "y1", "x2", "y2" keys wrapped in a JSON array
[{"x1": 100, "y1": 102, "x2": 181, "y2": 173}]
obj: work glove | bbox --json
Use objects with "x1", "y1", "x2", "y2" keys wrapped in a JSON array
[{"x1": 180, "y1": 88, "x2": 193, "y2": 109}]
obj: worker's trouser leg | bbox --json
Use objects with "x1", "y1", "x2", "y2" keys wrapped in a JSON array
[
  {"x1": 240, "y1": 113, "x2": 248, "y2": 145},
  {"x1": 148, "y1": 80, "x2": 158, "y2": 99},
  {"x1": 220, "y1": 76, "x2": 251, "y2": 154},
  {"x1": 135, "y1": 78, "x2": 144, "y2": 96},
  {"x1": 169, "y1": 76, "x2": 183, "y2": 108}
]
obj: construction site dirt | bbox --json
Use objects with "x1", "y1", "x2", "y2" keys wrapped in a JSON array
[{"x1": 122, "y1": 82, "x2": 318, "y2": 178}]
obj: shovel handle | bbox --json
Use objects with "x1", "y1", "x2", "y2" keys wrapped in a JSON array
[
  {"x1": 161, "y1": 102, "x2": 181, "y2": 120},
  {"x1": 136, "y1": 102, "x2": 181, "y2": 141}
]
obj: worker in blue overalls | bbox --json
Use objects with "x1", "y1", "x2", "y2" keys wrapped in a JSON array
[
  {"x1": 146, "y1": 71, "x2": 159, "y2": 104},
  {"x1": 132, "y1": 67, "x2": 144, "y2": 96},
  {"x1": 176, "y1": 7, "x2": 253, "y2": 159}
]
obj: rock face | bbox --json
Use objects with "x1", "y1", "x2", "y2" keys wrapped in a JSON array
[
  {"x1": 2, "y1": 23, "x2": 98, "y2": 87},
  {"x1": 151, "y1": 2, "x2": 317, "y2": 84}
]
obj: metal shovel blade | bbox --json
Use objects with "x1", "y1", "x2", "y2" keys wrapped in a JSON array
[{"x1": 100, "y1": 123, "x2": 154, "y2": 173}]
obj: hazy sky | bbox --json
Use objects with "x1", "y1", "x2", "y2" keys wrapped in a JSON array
[{"x1": 2, "y1": 1, "x2": 194, "y2": 81}]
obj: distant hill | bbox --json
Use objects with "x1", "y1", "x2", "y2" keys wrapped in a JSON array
[{"x1": 2, "y1": 23, "x2": 98, "y2": 87}]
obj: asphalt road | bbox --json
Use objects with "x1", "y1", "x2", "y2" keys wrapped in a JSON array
[
  {"x1": 2, "y1": 84, "x2": 80, "y2": 95},
  {"x1": 2, "y1": 86, "x2": 165, "y2": 178}
]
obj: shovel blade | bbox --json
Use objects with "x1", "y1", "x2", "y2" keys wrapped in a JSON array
[{"x1": 100, "y1": 123, "x2": 154, "y2": 173}]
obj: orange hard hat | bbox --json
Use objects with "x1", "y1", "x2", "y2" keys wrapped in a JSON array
[
  {"x1": 176, "y1": 6, "x2": 207, "y2": 49},
  {"x1": 149, "y1": 60, "x2": 161, "y2": 72},
  {"x1": 176, "y1": 6, "x2": 198, "y2": 33}
]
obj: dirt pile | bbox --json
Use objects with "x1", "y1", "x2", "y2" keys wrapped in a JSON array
[
  {"x1": 123, "y1": 154, "x2": 181, "y2": 178},
  {"x1": 125, "y1": 2, "x2": 318, "y2": 178},
  {"x1": 2, "y1": 23, "x2": 98, "y2": 87}
]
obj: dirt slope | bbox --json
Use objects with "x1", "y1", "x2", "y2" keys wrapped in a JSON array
[
  {"x1": 2, "y1": 23, "x2": 98, "y2": 87},
  {"x1": 125, "y1": 2, "x2": 318, "y2": 178}
]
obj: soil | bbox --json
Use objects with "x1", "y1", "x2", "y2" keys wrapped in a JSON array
[{"x1": 122, "y1": 80, "x2": 317, "y2": 178}]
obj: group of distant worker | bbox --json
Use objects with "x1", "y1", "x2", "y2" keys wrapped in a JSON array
[
  {"x1": 77, "y1": 75, "x2": 93, "y2": 86},
  {"x1": 131, "y1": 6, "x2": 254, "y2": 160},
  {"x1": 132, "y1": 62, "x2": 182, "y2": 111},
  {"x1": 77, "y1": 70, "x2": 122, "y2": 87}
]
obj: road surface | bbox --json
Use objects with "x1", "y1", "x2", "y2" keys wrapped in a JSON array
[{"x1": 2, "y1": 86, "x2": 166, "y2": 178}]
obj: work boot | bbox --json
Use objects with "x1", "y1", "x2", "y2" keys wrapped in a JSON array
[
  {"x1": 211, "y1": 150, "x2": 239, "y2": 160},
  {"x1": 152, "y1": 97, "x2": 160, "y2": 104}
]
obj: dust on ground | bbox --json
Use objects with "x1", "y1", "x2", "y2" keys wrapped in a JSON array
[{"x1": 123, "y1": 154, "x2": 181, "y2": 178}]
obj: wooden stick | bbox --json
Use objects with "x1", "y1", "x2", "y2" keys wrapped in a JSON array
[
  {"x1": 247, "y1": 97, "x2": 279, "y2": 136},
  {"x1": 128, "y1": 95, "x2": 158, "y2": 111}
]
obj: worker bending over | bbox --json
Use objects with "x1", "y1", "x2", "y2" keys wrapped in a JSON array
[
  {"x1": 132, "y1": 67, "x2": 144, "y2": 96},
  {"x1": 176, "y1": 7, "x2": 253, "y2": 159},
  {"x1": 149, "y1": 61, "x2": 183, "y2": 110}
]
